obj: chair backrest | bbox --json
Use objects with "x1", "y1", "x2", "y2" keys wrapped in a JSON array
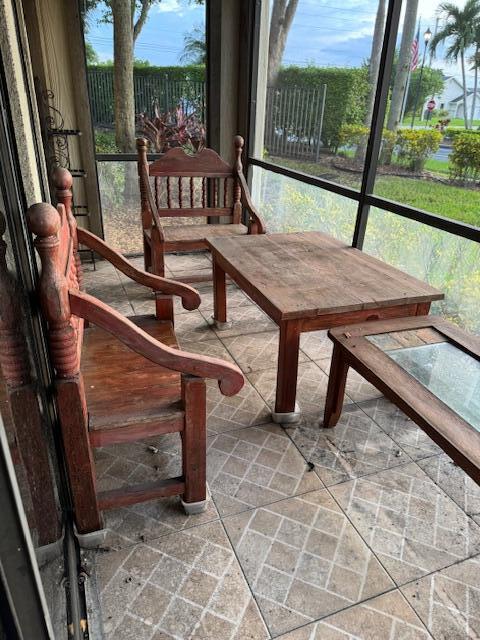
[
  {"x1": 137, "y1": 136, "x2": 245, "y2": 229},
  {"x1": 27, "y1": 183, "x2": 83, "y2": 380}
]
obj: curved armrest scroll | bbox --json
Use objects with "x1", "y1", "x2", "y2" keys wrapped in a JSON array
[
  {"x1": 77, "y1": 228, "x2": 200, "y2": 310},
  {"x1": 69, "y1": 290, "x2": 244, "y2": 396},
  {"x1": 237, "y1": 172, "x2": 266, "y2": 234}
]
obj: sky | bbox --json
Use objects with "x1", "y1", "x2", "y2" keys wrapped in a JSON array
[{"x1": 85, "y1": 0, "x2": 474, "y2": 81}]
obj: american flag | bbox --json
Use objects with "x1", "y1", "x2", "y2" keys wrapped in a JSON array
[{"x1": 411, "y1": 27, "x2": 420, "y2": 71}]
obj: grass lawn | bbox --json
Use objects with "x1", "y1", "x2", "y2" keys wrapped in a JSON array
[
  {"x1": 401, "y1": 117, "x2": 480, "y2": 128},
  {"x1": 424, "y1": 158, "x2": 450, "y2": 176},
  {"x1": 267, "y1": 155, "x2": 480, "y2": 227},
  {"x1": 374, "y1": 176, "x2": 480, "y2": 227}
]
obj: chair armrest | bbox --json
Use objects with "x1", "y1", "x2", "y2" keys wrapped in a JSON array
[
  {"x1": 77, "y1": 228, "x2": 200, "y2": 311},
  {"x1": 69, "y1": 290, "x2": 244, "y2": 396},
  {"x1": 237, "y1": 172, "x2": 267, "y2": 234}
]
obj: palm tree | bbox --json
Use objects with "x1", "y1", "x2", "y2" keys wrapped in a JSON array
[
  {"x1": 386, "y1": 0, "x2": 419, "y2": 134},
  {"x1": 180, "y1": 25, "x2": 206, "y2": 65},
  {"x1": 469, "y1": 21, "x2": 480, "y2": 123},
  {"x1": 356, "y1": 0, "x2": 387, "y2": 161},
  {"x1": 429, "y1": 0, "x2": 480, "y2": 129}
]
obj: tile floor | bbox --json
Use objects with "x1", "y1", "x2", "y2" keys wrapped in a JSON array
[{"x1": 82, "y1": 253, "x2": 480, "y2": 640}]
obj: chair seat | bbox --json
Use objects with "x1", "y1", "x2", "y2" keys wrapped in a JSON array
[
  {"x1": 82, "y1": 316, "x2": 183, "y2": 430},
  {"x1": 145, "y1": 223, "x2": 248, "y2": 245}
]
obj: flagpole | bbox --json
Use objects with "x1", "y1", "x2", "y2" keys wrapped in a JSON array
[
  {"x1": 400, "y1": 67, "x2": 413, "y2": 124},
  {"x1": 401, "y1": 18, "x2": 420, "y2": 126}
]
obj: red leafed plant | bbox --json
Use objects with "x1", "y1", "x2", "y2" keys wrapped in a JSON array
[{"x1": 137, "y1": 101, "x2": 205, "y2": 154}]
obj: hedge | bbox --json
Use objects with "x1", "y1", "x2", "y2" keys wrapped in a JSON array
[
  {"x1": 88, "y1": 64, "x2": 205, "y2": 82},
  {"x1": 275, "y1": 66, "x2": 370, "y2": 150},
  {"x1": 444, "y1": 127, "x2": 480, "y2": 140}
]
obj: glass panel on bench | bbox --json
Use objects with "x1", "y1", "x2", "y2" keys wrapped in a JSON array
[{"x1": 367, "y1": 333, "x2": 480, "y2": 431}]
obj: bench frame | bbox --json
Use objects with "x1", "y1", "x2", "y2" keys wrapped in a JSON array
[
  {"x1": 324, "y1": 315, "x2": 480, "y2": 485},
  {"x1": 137, "y1": 135, "x2": 266, "y2": 284},
  {"x1": 27, "y1": 168, "x2": 244, "y2": 534}
]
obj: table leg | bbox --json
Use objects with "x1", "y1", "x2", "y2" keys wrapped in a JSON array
[
  {"x1": 212, "y1": 255, "x2": 231, "y2": 330},
  {"x1": 273, "y1": 320, "x2": 301, "y2": 424},
  {"x1": 323, "y1": 343, "x2": 349, "y2": 428}
]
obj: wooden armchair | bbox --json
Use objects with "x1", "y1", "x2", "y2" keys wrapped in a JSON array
[
  {"x1": 137, "y1": 135, "x2": 266, "y2": 283},
  {"x1": 27, "y1": 193, "x2": 244, "y2": 535}
]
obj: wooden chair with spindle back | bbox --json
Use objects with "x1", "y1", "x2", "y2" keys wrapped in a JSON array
[
  {"x1": 137, "y1": 135, "x2": 266, "y2": 283},
  {"x1": 27, "y1": 179, "x2": 244, "y2": 536}
]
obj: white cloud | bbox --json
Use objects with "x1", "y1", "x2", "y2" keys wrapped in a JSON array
[{"x1": 156, "y1": 0, "x2": 196, "y2": 14}]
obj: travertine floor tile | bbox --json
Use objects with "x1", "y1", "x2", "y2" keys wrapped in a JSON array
[
  {"x1": 94, "y1": 435, "x2": 219, "y2": 549},
  {"x1": 300, "y1": 330, "x2": 333, "y2": 361},
  {"x1": 165, "y1": 251, "x2": 211, "y2": 274},
  {"x1": 174, "y1": 310, "x2": 217, "y2": 343},
  {"x1": 203, "y1": 304, "x2": 276, "y2": 338},
  {"x1": 331, "y1": 463, "x2": 480, "y2": 585},
  {"x1": 359, "y1": 398, "x2": 443, "y2": 460},
  {"x1": 90, "y1": 521, "x2": 269, "y2": 639},
  {"x1": 248, "y1": 361, "x2": 353, "y2": 416},
  {"x1": 418, "y1": 454, "x2": 480, "y2": 525},
  {"x1": 402, "y1": 555, "x2": 480, "y2": 640},
  {"x1": 205, "y1": 377, "x2": 271, "y2": 436},
  {"x1": 222, "y1": 331, "x2": 308, "y2": 374},
  {"x1": 197, "y1": 284, "x2": 251, "y2": 313},
  {"x1": 276, "y1": 590, "x2": 432, "y2": 639},
  {"x1": 286, "y1": 405, "x2": 409, "y2": 486},
  {"x1": 223, "y1": 490, "x2": 394, "y2": 636},
  {"x1": 318, "y1": 358, "x2": 383, "y2": 403},
  {"x1": 180, "y1": 335, "x2": 235, "y2": 361},
  {"x1": 208, "y1": 424, "x2": 322, "y2": 516}
]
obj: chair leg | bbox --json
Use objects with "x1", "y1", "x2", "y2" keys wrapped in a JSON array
[
  {"x1": 143, "y1": 236, "x2": 152, "y2": 273},
  {"x1": 181, "y1": 374, "x2": 207, "y2": 514},
  {"x1": 151, "y1": 228, "x2": 165, "y2": 278},
  {"x1": 56, "y1": 377, "x2": 103, "y2": 533},
  {"x1": 323, "y1": 344, "x2": 349, "y2": 428}
]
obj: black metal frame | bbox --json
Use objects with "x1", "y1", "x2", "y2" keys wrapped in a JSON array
[
  {"x1": 247, "y1": 0, "x2": 480, "y2": 247},
  {"x1": 0, "y1": 416, "x2": 54, "y2": 640}
]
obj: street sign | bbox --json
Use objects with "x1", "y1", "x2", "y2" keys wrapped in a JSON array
[{"x1": 427, "y1": 99, "x2": 436, "y2": 112}]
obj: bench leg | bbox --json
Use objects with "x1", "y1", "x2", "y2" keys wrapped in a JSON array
[
  {"x1": 273, "y1": 320, "x2": 301, "y2": 423},
  {"x1": 212, "y1": 257, "x2": 230, "y2": 330},
  {"x1": 57, "y1": 378, "x2": 103, "y2": 533},
  {"x1": 143, "y1": 235, "x2": 152, "y2": 273},
  {"x1": 150, "y1": 231, "x2": 174, "y2": 321},
  {"x1": 181, "y1": 375, "x2": 207, "y2": 514},
  {"x1": 151, "y1": 228, "x2": 166, "y2": 278},
  {"x1": 323, "y1": 344, "x2": 349, "y2": 428}
]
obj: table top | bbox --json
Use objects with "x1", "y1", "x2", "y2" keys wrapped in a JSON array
[{"x1": 208, "y1": 232, "x2": 443, "y2": 321}]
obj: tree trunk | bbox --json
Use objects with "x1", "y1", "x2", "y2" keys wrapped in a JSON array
[
  {"x1": 356, "y1": 0, "x2": 386, "y2": 161},
  {"x1": 470, "y1": 48, "x2": 478, "y2": 125},
  {"x1": 460, "y1": 49, "x2": 470, "y2": 129},
  {"x1": 386, "y1": 0, "x2": 419, "y2": 133},
  {"x1": 267, "y1": 0, "x2": 299, "y2": 87},
  {"x1": 112, "y1": 0, "x2": 135, "y2": 152}
]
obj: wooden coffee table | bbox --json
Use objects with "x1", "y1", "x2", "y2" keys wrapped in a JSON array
[
  {"x1": 208, "y1": 232, "x2": 443, "y2": 423},
  {"x1": 324, "y1": 316, "x2": 480, "y2": 484}
]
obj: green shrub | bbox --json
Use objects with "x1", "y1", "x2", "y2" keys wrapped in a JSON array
[
  {"x1": 95, "y1": 130, "x2": 118, "y2": 153},
  {"x1": 444, "y1": 127, "x2": 480, "y2": 140},
  {"x1": 396, "y1": 129, "x2": 442, "y2": 171},
  {"x1": 449, "y1": 133, "x2": 480, "y2": 183},
  {"x1": 276, "y1": 66, "x2": 369, "y2": 150},
  {"x1": 338, "y1": 124, "x2": 396, "y2": 149}
]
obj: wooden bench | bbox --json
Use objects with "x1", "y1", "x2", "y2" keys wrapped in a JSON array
[
  {"x1": 27, "y1": 169, "x2": 244, "y2": 535},
  {"x1": 136, "y1": 135, "x2": 266, "y2": 283},
  {"x1": 324, "y1": 315, "x2": 480, "y2": 484}
]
